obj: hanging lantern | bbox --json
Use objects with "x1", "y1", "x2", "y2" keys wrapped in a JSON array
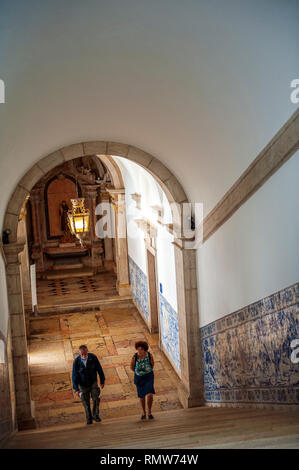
[{"x1": 68, "y1": 198, "x2": 90, "y2": 246}]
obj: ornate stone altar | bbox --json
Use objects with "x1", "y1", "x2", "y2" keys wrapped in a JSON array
[{"x1": 27, "y1": 155, "x2": 114, "y2": 278}]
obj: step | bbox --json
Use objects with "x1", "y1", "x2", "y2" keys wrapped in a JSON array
[
  {"x1": 53, "y1": 263, "x2": 83, "y2": 270},
  {"x1": 52, "y1": 257, "x2": 84, "y2": 270},
  {"x1": 34, "y1": 295, "x2": 133, "y2": 316},
  {"x1": 44, "y1": 267, "x2": 94, "y2": 280}
]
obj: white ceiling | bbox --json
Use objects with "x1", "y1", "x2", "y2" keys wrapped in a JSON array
[{"x1": 0, "y1": 0, "x2": 298, "y2": 228}]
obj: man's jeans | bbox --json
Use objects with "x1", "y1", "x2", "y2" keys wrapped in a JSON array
[{"x1": 79, "y1": 381, "x2": 100, "y2": 420}]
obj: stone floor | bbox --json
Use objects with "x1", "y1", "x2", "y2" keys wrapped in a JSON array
[
  {"x1": 28, "y1": 294, "x2": 182, "y2": 428},
  {"x1": 37, "y1": 269, "x2": 118, "y2": 308}
]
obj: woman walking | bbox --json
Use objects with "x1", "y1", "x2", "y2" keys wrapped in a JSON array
[{"x1": 131, "y1": 340, "x2": 155, "y2": 420}]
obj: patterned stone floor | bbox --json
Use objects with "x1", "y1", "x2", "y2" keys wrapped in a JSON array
[
  {"x1": 28, "y1": 300, "x2": 182, "y2": 428},
  {"x1": 37, "y1": 269, "x2": 118, "y2": 307}
]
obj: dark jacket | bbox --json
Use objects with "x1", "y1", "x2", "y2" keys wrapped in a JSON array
[{"x1": 72, "y1": 353, "x2": 105, "y2": 391}]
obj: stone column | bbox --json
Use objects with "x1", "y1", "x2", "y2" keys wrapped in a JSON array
[
  {"x1": 3, "y1": 242, "x2": 36, "y2": 431},
  {"x1": 7, "y1": 317, "x2": 17, "y2": 432},
  {"x1": 30, "y1": 189, "x2": 42, "y2": 247},
  {"x1": 100, "y1": 191, "x2": 114, "y2": 269},
  {"x1": 109, "y1": 189, "x2": 130, "y2": 296},
  {"x1": 39, "y1": 186, "x2": 48, "y2": 244},
  {"x1": 83, "y1": 185, "x2": 98, "y2": 242},
  {"x1": 83, "y1": 185, "x2": 104, "y2": 272},
  {"x1": 17, "y1": 204, "x2": 32, "y2": 312},
  {"x1": 30, "y1": 188, "x2": 44, "y2": 274},
  {"x1": 173, "y1": 238, "x2": 204, "y2": 408}
]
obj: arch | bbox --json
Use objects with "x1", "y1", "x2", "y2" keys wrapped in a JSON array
[
  {"x1": 2, "y1": 141, "x2": 203, "y2": 431},
  {"x1": 98, "y1": 154, "x2": 125, "y2": 190},
  {"x1": 3, "y1": 142, "x2": 188, "y2": 243}
]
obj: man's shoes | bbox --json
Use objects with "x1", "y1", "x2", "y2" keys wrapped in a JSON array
[
  {"x1": 93, "y1": 415, "x2": 101, "y2": 422},
  {"x1": 86, "y1": 418, "x2": 93, "y2": 425}
]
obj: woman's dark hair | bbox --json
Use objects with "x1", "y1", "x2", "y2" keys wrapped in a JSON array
[{"x1": 135, "y1": 340, "x2": 149, "y2": 351}]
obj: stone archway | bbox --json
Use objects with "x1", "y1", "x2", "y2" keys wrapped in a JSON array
[{"x1": 3, "y1": 141, "x2": 204, "y2": 430}]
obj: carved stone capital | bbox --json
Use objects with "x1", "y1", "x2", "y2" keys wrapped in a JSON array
[{"x1": 3, "y1": 242, "x2": 25, "y2": 264}]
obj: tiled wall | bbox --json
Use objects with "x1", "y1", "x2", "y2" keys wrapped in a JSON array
[
  {"x1": 128, "y1": 256, "x2": 149, "y2": 323},
  {"x1": 128, "y1": 256, "x2": 180, "y2": 372},
  {"x1": 0, "y1": 332, "x2": 13, "y2": 446},
  {"x1": 201, "y1": 282, "x2": 299, "y2": 406},
  {"x1": 159, "y1": 294, "x2": 180, "y2": 372}
]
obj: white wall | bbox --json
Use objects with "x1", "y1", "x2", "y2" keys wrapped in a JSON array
[
  {"x1": 113, "y1": 156, "x2": 178, "y2": 312},
  {"x1": 197, "y1": 151, "x2": 299, "y2": 327},
  {"x1": 0, "y1": 0, "x2": 298, "y2": 232},
  {"x1": 0, "y1": 0, "x2": 297, "y2": 333},
  {"x1": 156, "y1": 225, "x2": 178, "y2": 312}
]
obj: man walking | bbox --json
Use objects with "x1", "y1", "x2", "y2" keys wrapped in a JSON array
[{"x1": 72, "y1": 345, "x2": 105, "y2": 424}]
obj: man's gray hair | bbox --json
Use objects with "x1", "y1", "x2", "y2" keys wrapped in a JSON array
[{"x1": 79, "y1": 345, "x2": 88, "y2": 350}]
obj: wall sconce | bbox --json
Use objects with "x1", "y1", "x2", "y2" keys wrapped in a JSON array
[{"x1": 2, "y1": 228, "x2": 11, "y2": 245}]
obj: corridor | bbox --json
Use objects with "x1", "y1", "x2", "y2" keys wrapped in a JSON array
[{"x1": 28, "y1": 276, "x2": 181, "y2": 428}]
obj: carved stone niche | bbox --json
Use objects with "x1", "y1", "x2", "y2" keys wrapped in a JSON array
[
  {"x1": 131, "y1": 193, "x2": 142, "y2": 210},
  {"x1": 151, "y1": 205, "x2": 164, "y2": 224},
  {"x1": 27, "y1": 155, "x2": 112, "y2": 275},
  {"x1": 134, "y1": 217, "x2": 157, "y2": 251}
]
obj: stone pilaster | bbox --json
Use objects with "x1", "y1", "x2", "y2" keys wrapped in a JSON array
[
  {"x1": 100, "y1": 191, "x2": 114, "y2": 268},
  {"x1": 3, "y1": 243, "x2": 36, "y2": 431},
  {"x1": 17, "y1": 204, "x2": 32, "y2": 311},
  {"x1": 83, "y1": 185, "x2": 104, "y2": 272},
  {"x1": 30, "y1": 189, "x2": 42, "y2": 246},
  {"x1": 30, "y1": 188, "x2": 44, "y2": 273},
  {"x1": 173, "y1": 239, "x2": 204, "y2": 408},
  {"x1": 109, "y1": 189, "x2": 130, "y2": 296},
  {"x1": 83, "y1": 185, "x2": 98, "y2": 242}
]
